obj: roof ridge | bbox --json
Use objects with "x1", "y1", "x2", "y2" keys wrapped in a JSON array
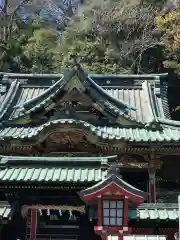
[
  {"x1": 158, "y1": 118, "x2": 180, "y2": 128},
  {"x1": 0, "y1": 72, "x2": 168, "y2": 78},
  {"x1": 158, "y1": 81, "x2": 171, "y2": 119},
  {"x1": 138, "y1": 203, "x2": 178, "y2": 209},
  {"x1": 0, "y1": 155, "x2": 117, "y2": 162},
  {"x1": 86, "y1": 76, "x2": 136, "y2": 112},
  {"x1": 142, "y1": 80, "x2": 157, "y2": 123},
  {"x1": 147, "y1": 80, "x2": 158, "y2": 120},
  {"x1": 0, "y1": 155, "x2": 117, "y2": 168},
  {"x1": 10, "y1": 66, "x2": 141, "y2": 125},
  {"x1": 75, "y1": 64, "x2": 136, "y2": 112},
  {"x1": 153, "y1": 76, "x2": 167, "y2": 119},
  {"x1": 0, "y1": 79, "x2": 20, "y2": 120},
  {"x1": 14, "y1": 75, "x2": 65, "y2": 111},
  {"x1": 0, "y1": 68, "x2": 171, "y2": 126},
  {"x1": 0, "y1": 73, "x2": 63, "y2": 78},
  {"x1": 89, "y1": 73, "x2": 168, "y2": 78},
  {"x1": 74, "y1": 65, "x2": 144, "y2": 125}
]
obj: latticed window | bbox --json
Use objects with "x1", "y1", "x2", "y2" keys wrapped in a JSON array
[{"x1": 102, "y1": 200, "x2": 124, "y2": 226}]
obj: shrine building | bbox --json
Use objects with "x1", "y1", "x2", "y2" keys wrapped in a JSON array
[{"x1": 0, "y1": 63, "x2": 179, "y2": 240}]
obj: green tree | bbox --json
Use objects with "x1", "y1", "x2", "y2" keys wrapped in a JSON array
[
  {"x1": 155, "y1": 10, "x2": 180, "y2": 119},
  {"x1": 0, "y1": 0, "x2": 76, "y2": 72},
  {"x1": 0, "y1": 0, "x2": 33, "y2": 71},
  {"x1": 155, "y1": 11, "x2": 180, "y2": 75},
  {"x1": 55, "y1": 0, "x2": 160, "y2": 74},
  {"x1": 21, "y1": 28, "x2": 58, "y2": 73},
  {"x1": 6, "y1": 21, "x2": 41, "y2": 72}
]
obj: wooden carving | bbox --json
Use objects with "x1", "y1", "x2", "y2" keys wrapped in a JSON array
[
  {"x1": 117, "y1": 155, "x2": 148, "y2": 169},
  {"x1": 64, "y1": 76, "x2": 85, "y2": 92},
  {"x1": 44, "y1": 130, "x2": 98, "y2": 151},
  {"x1": 48, "y1": 132, "x2": 79, "y2": 144}
]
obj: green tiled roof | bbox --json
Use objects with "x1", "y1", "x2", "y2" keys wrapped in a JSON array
[
  {"x1": 0, "y1": 119, "x2": 180, "y2": 143},
  {"x1": 0, "y1": 155, "x2": 112, "y2": 184},
  {"x1": 129, "y1": 203, "x2": 179, "y2": 220},
  {"x1": 0, "y1": 69, "x2": 169, "y2": 125},
  {"x1": 0, "y1": 69, "x2": 176, "y2": 146},
  {"x1": 3, "y1": 65, "x2": 138, "y2": 124},
  {"x1": 0, "y1": 201, "x2": 12, "y2": 220},
  {"x1": 0, "y1": 167, "x2": 106, "y2": 183}
]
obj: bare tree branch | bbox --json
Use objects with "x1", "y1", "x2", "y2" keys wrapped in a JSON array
[
  {"x1": 0, "y1": 0, "x2": 34, "y2": 70},
  {"x1": 86, "y1": 2, "x2": 159, "y2": 73}
]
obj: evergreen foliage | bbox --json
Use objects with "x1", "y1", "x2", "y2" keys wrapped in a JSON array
[
  {"x1": 2, "y1": 0, "x2": 180, "y2": 118},
  {"x1": 1, "y1": 0, "x2": 180, "y2": 75}
]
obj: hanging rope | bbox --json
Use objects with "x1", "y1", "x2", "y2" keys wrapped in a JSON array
[{"x1": 21, "y1": 204, "x2": 86, "y2": 217}]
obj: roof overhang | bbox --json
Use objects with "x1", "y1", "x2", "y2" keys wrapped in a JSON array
[
  {"x1": 0, "y1": 201, "x2": 13, "y2": 222},
  {"x1": 129, "y1": 203, "x2": 179, "y2": 221},
  {"x1": 78, "y1": 174, "x2": 147, "y2": 205}
]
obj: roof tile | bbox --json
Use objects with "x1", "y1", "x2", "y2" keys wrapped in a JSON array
[
  {"x1": 0, "y1": 120, "x2": 180, "y2": 142},
  {"x1": 0, "y1": 202, "x2": 11, "y2": 219},
  {"x1": 0, "y1": 71, "x2": 169, "y2": 124},
  {"x1": 129, "y1": 203, "x2": 179, "y2": 220},
  {"x1": 0, "y1": 167, "x2": 106, "y2": 183}
]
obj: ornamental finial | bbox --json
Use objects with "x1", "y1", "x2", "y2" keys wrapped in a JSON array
[
  {"x1": 69, "y1": 54, "x2": 80, "y2": 68},
  {"x1": 106, "y1": 163, "x2": 122, "y2": 178}
]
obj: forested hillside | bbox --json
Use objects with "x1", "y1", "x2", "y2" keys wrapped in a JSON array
[{"x1": 1, "y1": 0, "x2": 180, "y2": 118}]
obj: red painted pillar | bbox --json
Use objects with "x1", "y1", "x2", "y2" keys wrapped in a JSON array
[
  {"x1": 119, "y1": 235, "x2": 123, "y2": 240},
  {"x1": 29, "y1": 209, "x2": 37, "y2": 240},
  {"x1": 148, "y1": 168, "x2": 156, "y2": 203},
  {"x1": 98, "y1": 196, "x2": 102, "y2": 226},
  {"x1": 102, "y1": 233, "x2": 107, "y2": 240},
  {"x1": 123, "y1": 197, "x2": 128, "y2": 226}
]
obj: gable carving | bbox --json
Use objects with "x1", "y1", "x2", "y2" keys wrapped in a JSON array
[
  {"x1": 47, "y1": 131, "x2": 84, "y2": 145},
  {"x1": 117, "y1": 155, "x2": 148, "y2": 168},
  {"x1": 42, "y1": 128, "x2": 98, "y2": 150},
  {"x1": 64, "y1": 76, "x2": 85, "y2": 92},
  {"x1": 61, "y1": 88, "x2": 93, "y2": 106},
  {"x1": 36, "y1": 123, "x2": 127, "y2": 150}
]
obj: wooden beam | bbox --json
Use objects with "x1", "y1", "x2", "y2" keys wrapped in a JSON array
[{"x1": 117, "y1": 162, "x2": 148, "y2": 169}]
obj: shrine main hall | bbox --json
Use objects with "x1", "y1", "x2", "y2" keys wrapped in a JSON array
[{"x1": 0, "y1": 64, "x2": 178, "y2": 240}]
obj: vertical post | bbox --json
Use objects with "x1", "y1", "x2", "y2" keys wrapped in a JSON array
[
  {"x1": 178, "y1": 195, "x2": 180, "y2": 239},
  {"x1": 0, "y1": 225, "x2": 3, "y2": 240},
  {"x1": 98, "y1": 196, "x2": 102, "y2": 226},
  {"x1": 148, "y1": 168, "x2": 156, "y2": 203},
  {"x1": 29, "y1": 208, "x2": 37, "y2": 240},
  {"x1": 102, "y1": 232, "x2": 108, "y2": 240},
  {"x1": 123, "y1": 196, "x2": 129, "y2": 226}
]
